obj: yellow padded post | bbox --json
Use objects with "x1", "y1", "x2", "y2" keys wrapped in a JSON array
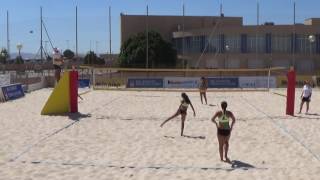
[{"x1": 41, "y1": 72, "x2": 70, "y2": 115}]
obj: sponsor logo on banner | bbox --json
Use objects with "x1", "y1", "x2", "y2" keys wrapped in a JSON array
[
  {"x1": 127, "y1": 78, "x2": 164, "y2": 88},
  {"x1": 207, "y1": 77, "x2": 239, "y2": 88},
  {"x1": 239, "y1": 76, "x2": 276, "y2": 88},
  {"x1": 78, "y1": 79, "x2": 90, "y2": 88},
  {"x1": 164, "y1": 77, "x2": 199, "y2": 88},
  {"x1": 0, "y1": 74, "x2": 10, "y2": 86},
  {"x1": 1, "y1": 83, "x2": 25, "y2": 101}
]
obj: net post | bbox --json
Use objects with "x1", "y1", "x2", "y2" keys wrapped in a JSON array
[
  {"x1": 286, "y1": 66, "x2": 296, "y2": 116},
  {"x1": 267, "y1": 67, "x2": 271, "y2": 91}
]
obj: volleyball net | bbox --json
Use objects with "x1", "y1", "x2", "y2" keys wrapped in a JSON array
[{"x1": 79, "y1": 66, "x2": 291, "y2": 91}]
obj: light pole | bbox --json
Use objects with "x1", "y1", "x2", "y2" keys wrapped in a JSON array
[
  {"x1": 308, "y1": 34, "x2": 315, "y2": 71},
  {"x1": 225, "y1": 45, "x2": 230, "y2": 68},
  {"x1": 16, "y1": 43, "x2": 23, "y2": 57},
  {"x1": 1, "y1": 51, "x2": 5, "y2": 73}
]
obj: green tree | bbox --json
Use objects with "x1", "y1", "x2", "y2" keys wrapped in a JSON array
[
  {"x1": 119, "y1": 30, "x2": 177, "y2": 68},
  {"x1": 84, "y1": 51, "x2": 105, "y2": 65},
  {"x1": 15, "y1": 56, "x2": 24, "y2": 64},
  {"x1": 0, "y1": 48, "x2": 9, "y2": 64},
  {"x1": 63, "y1": 49, "x2": 75, "y2": 60}
]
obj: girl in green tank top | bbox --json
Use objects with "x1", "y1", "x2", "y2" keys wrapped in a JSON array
[
  {"x1": 211, "y1": 101, "x2": 236, "y2": 163},
  {"x1": 218, "y1": 112, "x2": 230, "y2": 129}
]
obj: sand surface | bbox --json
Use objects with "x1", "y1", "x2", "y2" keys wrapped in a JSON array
[{"x1": 0, "y1": 88, "x2": 320, "y2": 179}]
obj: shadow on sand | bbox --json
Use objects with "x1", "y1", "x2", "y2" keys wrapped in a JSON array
[
  {"x1": 68, "y1": 112, "x2": 92, "y2": 121},
  {"x1": 306, "y1": 113, "x2": 320, "y2": 116},
  {"x1": 294, "y1": 114, "x2": 320, "y2": 120},
  {"x1": 230, "y1": 160, "x2": 255, "y2": 170},
  {"x1": 182, "y1": 135, "x2": 206, "y2": 140},
  {"x1": 164, "y1": 135, "x2": 175, "y2": 139}
]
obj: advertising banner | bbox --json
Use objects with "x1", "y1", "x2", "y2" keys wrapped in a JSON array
[
  {"x1": 207, "y1": 77, "x2": 239, "y2": 88},
  {"x1": 0, "y1": 74, "x2": 10, "y2": 86},
  {"x1": 276, "y1": 75, "x2": 313, "y2": 87},
  {"x1": 164, "y1": 77, "x2": 199, "y2": 88},
  {"x1": 78, "y1": 79, "x2": 90, "y2": 88},
  {"x1": 1, "y1": 83, "x2": 25, "y2": 101},
  {"x1": 239, "y1": 76, "x2": 276, "y2": 88},
  {"x1": 127, "y1": 78, "x2": 164, "y2": 88}
]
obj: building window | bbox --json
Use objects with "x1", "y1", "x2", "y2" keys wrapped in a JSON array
[
  {"x1": 296, "y1": 34, "x2": 316, "y2": 54},
  {"x1": 206, "y1": 35, "x2": 219, "y2": 53},
  {"x1": 247, "y1": 35, "x2": 266, "y2": 53},
  {"x1": 272, "y1": 34, "x2": 291, "y2": 53},
  {"x1": 225, "y1": 34, "x2": 241, "y2": 53}
]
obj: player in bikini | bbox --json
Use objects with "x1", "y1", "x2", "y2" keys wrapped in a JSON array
[{"x1": 160, "y1": 93, "x2": 196, "y2": 136}]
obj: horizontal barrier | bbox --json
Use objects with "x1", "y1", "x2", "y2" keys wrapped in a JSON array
[
  {"x1": 127, "y1": 76, "x2": 274, "y2": 89},
  {"x1": 127, "y1": 78, "x2": 164, "y2": 88},
  {"x1": 82, "y1": 66, "x2": 286, "y2": 72},
  {"x1": 0, "y1": 74, "x2": 10, "y2": 86},
  {"x1": 78, "y1": 79, "x2": 90, "y2": 88},
  {"x1": 207, "y1": 77, "x2": 239, "y2": 88},
  {"x1": 26, "y1": 77, "x2": 47, "y2": 92},
  {"x1": 0, "y1": 87, "x2": 5, "y2": 102},
  {"x1": 164, "y1": 77, "x2": 199, "y2": 88},
  {"x1": 276, "y1": 75, "x2": 314, "y2": 88},
  {"x1": 239, "y1": 76, "x2": 276, "y2": 88},
  {"x1": 1, "y1": 83, "x2": 25, "y2": 101}
]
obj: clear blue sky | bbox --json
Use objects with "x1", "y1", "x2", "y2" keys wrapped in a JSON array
[{"x1": 0, "y1": 0, "x2": 319, "y2": 55}]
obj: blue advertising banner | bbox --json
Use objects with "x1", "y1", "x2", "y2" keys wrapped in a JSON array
[
  {"x1": 127, "y1": 78, "x2": 164, "y2": 88},
  {"x1": 164, "y1": 77, "x2": 199, "y2": 88},
  {"x1": 207, "y1": 77, "x2": 239, "y2": 88},
  {"x1": 78, "y1": 79, "x2": 90, "y2": 88},
  {"x1": 1, "y1": 83, "x2": 25, "y2": 101}
]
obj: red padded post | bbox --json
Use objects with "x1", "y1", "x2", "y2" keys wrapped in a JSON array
[
  {"x1": 286, "y1": 68, "x2": 296, "y2": 116},
  {"x1": 69, "y1": 71, "x2": 78, "y2": 113}
]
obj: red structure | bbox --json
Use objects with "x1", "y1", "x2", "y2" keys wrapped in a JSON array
[
  {"x1": 69, "y1": 71, "x2": 78, "y2": 113},
  {"x1": 286, "y1": 68, "x2": 296, "y2": 116}
]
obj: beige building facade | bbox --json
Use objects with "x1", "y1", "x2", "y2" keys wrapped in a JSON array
[{"x1": 121, "y1": 14, "x2": 320, "y2": 74}]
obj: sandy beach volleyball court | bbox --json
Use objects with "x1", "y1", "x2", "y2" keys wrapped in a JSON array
[{"x1": 0, "y1": 89, "x2": 320, "y2": 179}]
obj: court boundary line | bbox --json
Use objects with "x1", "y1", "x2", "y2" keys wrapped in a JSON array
[
  {"x1": 16, "y1": 160, "x2": 268, "y2": 171},
  {"x1": 9, "y1": 96, "x2": 122, "y2": 162},
  {"x1": 271, "y1": 92, "x2": 287, "y2": 97},
  {"x1": 240, "y1": 95, "x2": 320, "y2": 162},
  {"x1": 9, "y1": 121, "x2": 79, "y2": 162},
  {"x1": 94, "y1": 114, "x2": 292, "y2": 122}
]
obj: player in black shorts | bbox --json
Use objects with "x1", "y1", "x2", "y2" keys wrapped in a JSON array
[
  {"x1": 160, "y1": 93, "x2": 196, "y2": 136},
  {"x1": 211, "y1": 101, "x2": 236, "y2": 163}
]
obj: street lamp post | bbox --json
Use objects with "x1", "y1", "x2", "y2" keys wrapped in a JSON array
[
  {"x1": 16, "y1": 43, "x2": 23, "y2": 57},
  {"x1": 308, "y1": 35, "x2": 315, "y2": 71},
  {"x1": 225, "y1": 45, "x2": 230, "y2": 68},
  {"x1": 0, "y1": 52, "x2": 5, "y2": 71}
]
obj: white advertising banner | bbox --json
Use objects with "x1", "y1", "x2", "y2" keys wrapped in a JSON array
[
  {"x1": 239, "y1": 76, "x2": 276, "y2": 88},
  {"x1": 164, "y1": 77, "x2": 199, "y2": 88},
  {"x1": 0, "y1": 74, "x2": 10, "y2": 86}
]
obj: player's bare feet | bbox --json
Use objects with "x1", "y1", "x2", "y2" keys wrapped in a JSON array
[{"x1": 224, "y1": 157, "x2": 231, "y2": 164}]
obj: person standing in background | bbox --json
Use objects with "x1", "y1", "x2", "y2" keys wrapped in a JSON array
[
  {"x1": 199, "y1": 77, "x2": 208, "y2": 104},
  {"x1": 299, "y1": 81, "x2": 312, "y2": 114},
  {"x1": 52, "y1": 47, "x2": 64, "y2": 83}
]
